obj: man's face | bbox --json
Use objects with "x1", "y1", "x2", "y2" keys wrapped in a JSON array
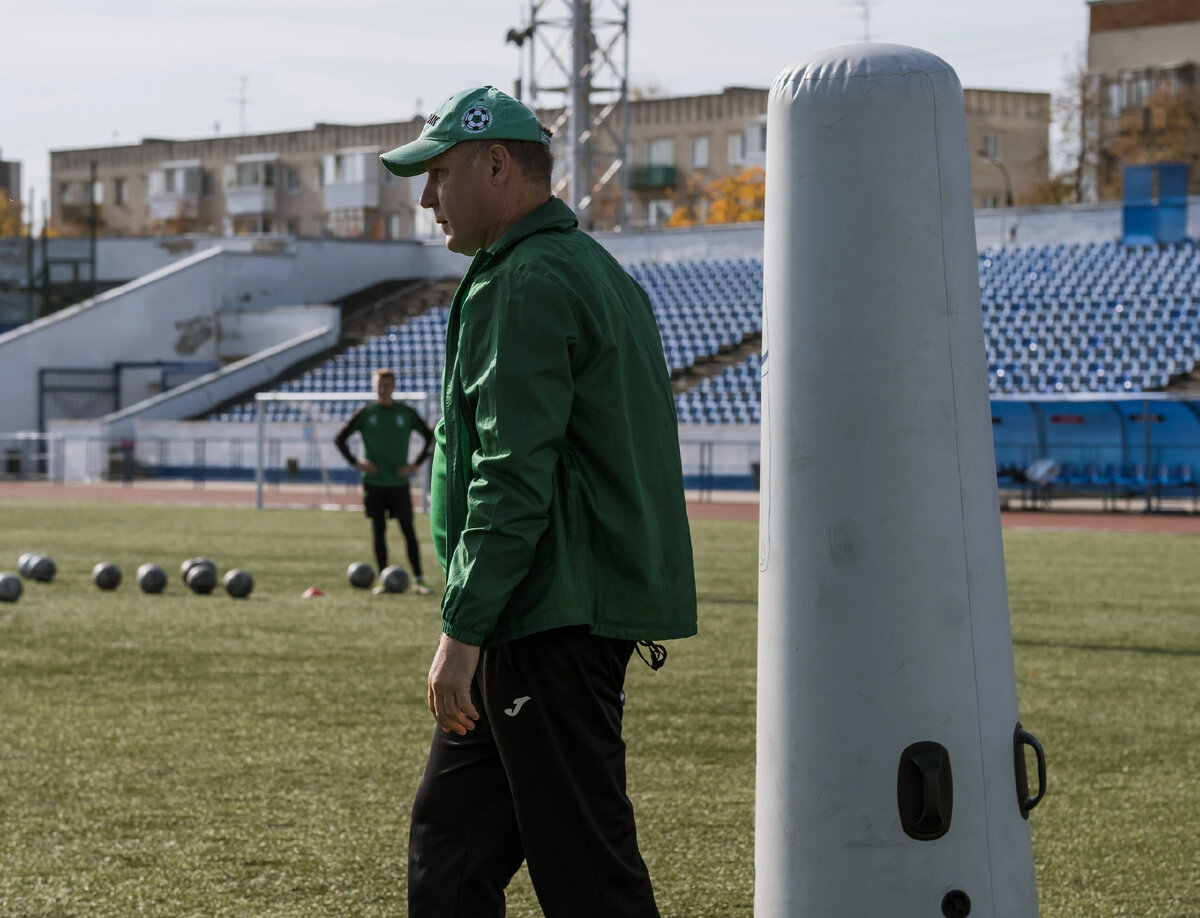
[
  {"x1": 418, "y1": 144, "x2": 493, "y2": 255},
  {"x1": 374, "y1": 374, "x2": 395, "y2": 403}
]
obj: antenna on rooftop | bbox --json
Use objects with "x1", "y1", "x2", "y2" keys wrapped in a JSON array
[
  {"x1": 841, "y1": 0, "x2": 873, "y2": 42},
  {"x1": 228, "y1": 75, "x2": 253, "y2": 135}
]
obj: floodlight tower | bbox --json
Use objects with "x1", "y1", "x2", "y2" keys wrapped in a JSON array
[{"x1": 508, "y1": 0, "x2": 630, "y2": 230}]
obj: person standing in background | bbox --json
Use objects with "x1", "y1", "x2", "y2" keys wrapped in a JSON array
[{"x1": 334, "y1": 368, "x2": 434, "y2": 594}]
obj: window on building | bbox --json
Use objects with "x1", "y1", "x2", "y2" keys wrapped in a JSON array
[
  {"x1": 1107, "y1": 81, "x2": 1124, "y2": 117},
  {"x1": 224, "y1": 161, "x2": 276, "y2": 189},
  {"x1": 92, "y1": 181, "x2": 104, "y2": 204},
  {"x1": 323, "y1": 153, "x2": 368, "y2": 185},
  {"x1": 114, "y1": 177, "x2": 127, "y2": 206},
  {"x1": 646, "y1": 138, "x2": 674, "y2": 165},
  {"x1": 747, "y1": 122, "x2": 767, "y2": 157},
  {"x1": 728, "y1": 132, "x2": 745, "y2": 165},
  {"x1": 647, "y1": 198, "x2": 673, "y2": 227},
  {"x1": 982, "y1": 133, "x2": 1004, "y2": 162},
  {"x1": 60, "y1": 182, "x2": 86, "y2": 205},
  {"x1": 691, "y1": 136, "x2": 709, "y2": 169},
  {"x1": 285, "y1": 167, "x2": 301, "y2": 194},
  {"x1": 1132, "y1": 72, "x2": 1152, "y2": 107},
  {"x1": 413, "y1": 206, "x2": 438, "y2": 238}
]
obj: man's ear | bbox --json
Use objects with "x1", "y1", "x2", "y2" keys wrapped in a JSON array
[{"x1": 488, "y1": 143, "x2": 511, "y2": 181}]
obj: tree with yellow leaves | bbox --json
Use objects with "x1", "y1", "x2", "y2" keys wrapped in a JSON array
[
  {"x1": 705, "y1": 166, "x2": 765, "y2": 224},
  {"x1": 666, "y1": 166, "x2": 765, "y2": 227},
  {"x1": 0, "y1": 195, "x2": 26, "y2": 237}
]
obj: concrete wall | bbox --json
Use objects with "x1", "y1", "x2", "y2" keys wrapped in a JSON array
[
  {"x1": 48, "y1": 325, "x2": 341, "y2": 477},
  {"x1": 1, "y1": 247, "x2": 223, "y2": 432},
  {"x1": 0, "y1": 246, "x2": 338, "y2": 432},
  {"x1": 974, "y1": 196, "x2": 1200, "y2": 249},
  {"x1": 218, "y1": 305, "x2": 339, "y2": 362},
  {"x1": 0, "y1": 230, "x2": 472, "y2": 435},
  {"x1": 0, "y1": 233, "x2": 470, "y2": 289}
]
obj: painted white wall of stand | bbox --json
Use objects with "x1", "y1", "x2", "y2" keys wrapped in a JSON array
[{"x1": 0, "y1": 237, "x2": 467, "y2": 434}]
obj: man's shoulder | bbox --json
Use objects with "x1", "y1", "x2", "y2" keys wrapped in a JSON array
[{"x1": 503, "y1": 228, "x2": 630, "y2": 289}]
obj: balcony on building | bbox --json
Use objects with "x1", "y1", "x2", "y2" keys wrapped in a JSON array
[
  {"x1": 149, "y1": 159, "x2": 202, "y2": 223},
  {"x1": 224, "y1": 154, "x2": 279, "y2": 217},
  {"x1": 321, "y1": 148, "x2": 381, "y2": 212},
  {"x1": 629, "y1": 164, "x2": 678, "y2": 189}
]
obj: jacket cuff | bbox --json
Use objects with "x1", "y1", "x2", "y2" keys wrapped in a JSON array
[{"x1": 441, "y1": 620, "x2": 487, "y2": 647}]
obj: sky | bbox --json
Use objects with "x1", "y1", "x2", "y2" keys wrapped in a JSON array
[{"x1": 5, "y1": 0, "x2": 1089, "y2": 225}]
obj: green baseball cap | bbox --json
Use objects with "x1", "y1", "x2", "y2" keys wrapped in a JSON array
[{"x1": 380, "y1": 85, "x2": 551, "y2": 177}]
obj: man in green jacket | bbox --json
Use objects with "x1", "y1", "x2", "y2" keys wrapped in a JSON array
[{"x1": 381, "y1": 85, "x2": 696, "y2": 918}]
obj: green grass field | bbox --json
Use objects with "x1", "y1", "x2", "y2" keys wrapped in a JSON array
[{"x1": 1, "y1": 502, "x2": 1197, "y2": 917}]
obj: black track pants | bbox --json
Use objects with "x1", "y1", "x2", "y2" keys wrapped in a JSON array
[{"x1": 408, "y1": 626, "x2": 659, "y2": 918}]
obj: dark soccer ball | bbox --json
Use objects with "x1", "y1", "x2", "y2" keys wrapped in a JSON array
[
  {"x1": 223, "y1": 568, "x2": 254, "y2": 599},
  {"x1": 30, "y1": 555, "x2": 56, "y2": 583},
  {"x1": 0, "y1": 572, "x2": 22, "y2": 603},
  {"x1": 185, "y1": 564, "x2": 217, "y2": 595},
  {"x1": 346, "y1": 561, "x2": 375, "y2": 589},
  {"x1": 92, "y1": 562, "x2": 122, "y2": 591},
  {"x1": 180, "y1": 557, "x2": 216, "y2": 583},
  {"x1": 379, "y1": 565, "x2": 410, "y2": 594},
  {"x1": 137, "y1": 563, "x2": 167, "y2": 594}
]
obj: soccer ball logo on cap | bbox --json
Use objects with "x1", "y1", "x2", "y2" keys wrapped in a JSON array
[{"x1": 462, "y1": 105, "x2": 491, "y2": 132}]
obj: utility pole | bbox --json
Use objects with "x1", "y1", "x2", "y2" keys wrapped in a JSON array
[
  {"x1": 25, "y1": 188, "x2": 35, "y2": 322},
  {"x1": 89, "y1": 160, "x2": 98, "y2": 299}
]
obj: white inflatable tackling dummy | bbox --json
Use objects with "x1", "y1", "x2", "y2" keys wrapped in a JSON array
[{"x1": 756, "y1": 45, "x2": 1045, "y2": 918}]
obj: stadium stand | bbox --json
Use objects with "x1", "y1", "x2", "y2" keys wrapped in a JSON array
[
  {"x1": 980, "y1": 238, "x2": 1200, "y2": 395},
  {"x1": 198, "y1": 242, "x2": 1200, "y2": 503},
  {"x1": 211, "y1": 240, "x2": 1200, "y2": 426},
  {"x1": 210, "y1": 257, "x2": 767, "y2": 424}
]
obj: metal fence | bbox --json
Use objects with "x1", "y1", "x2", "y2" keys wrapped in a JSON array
[{"x1": 0, "y1": 432, "x2": 65, "y2": 481}]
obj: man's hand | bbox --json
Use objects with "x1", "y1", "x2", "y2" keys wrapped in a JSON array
[
  {"x1": 427, "y1": 634, "x2": 481, "y2": 735},
  {"x1": 355, "y1": 459, "x2": 377, "y2": 473},
  {"x1": 399, "y1": 462, "x2": 419, "y2": 476}
]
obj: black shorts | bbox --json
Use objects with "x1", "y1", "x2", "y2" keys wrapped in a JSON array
[{"x1": 363, "y1": 484, "x2": 413, "y2": 523}]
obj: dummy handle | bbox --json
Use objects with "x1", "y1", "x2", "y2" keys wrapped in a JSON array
[
  {"x1": 897, "y1": 741, "x2": 953, "y2": 840},
  {"x1": 1013, "y1": 722, "x2": 1046, "y2": 819}
]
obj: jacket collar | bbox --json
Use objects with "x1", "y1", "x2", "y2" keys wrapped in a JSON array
[{"x1": 483, "y1": 196, "x2": 578, "y2": 258}]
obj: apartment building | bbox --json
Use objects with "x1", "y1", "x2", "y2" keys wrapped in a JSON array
[
  {"x1": 49, "y1": 84, "x2": 1049, "y2": 238},
  {"x1": 1087, "y1": 0, "x2": 1200, "y2": 199},
  {"x1": 50, "y1": 119, "x2": 429, "y2": 239},
  {"x1": 1089, "y1": 0, "x2": 1200, "y2": 116},
  {"x1": 1, "y1": 154, "x2": 21, "y2": 205}
]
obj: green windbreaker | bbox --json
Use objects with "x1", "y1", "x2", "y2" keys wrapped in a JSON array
[{"x1": 431, "y1": 196, "x2": 697, "y2": 649}]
